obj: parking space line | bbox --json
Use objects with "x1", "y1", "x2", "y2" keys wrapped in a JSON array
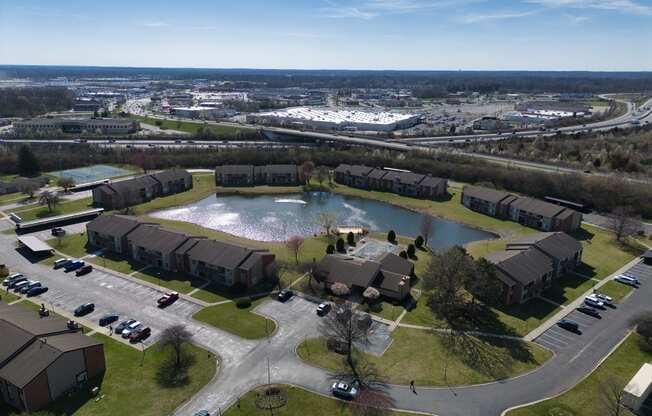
[
  {"x1": 536, "y1": 336, "x2": 566, "y2": 349},
  {"x1": 538, "y1": 332, "x2": 569, "y2": 345},
  {"x1": 544, "y1": 329, "x2": 575, "y2": 342}
]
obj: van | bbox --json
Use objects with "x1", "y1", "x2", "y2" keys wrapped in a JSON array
[{"x1": 615, "y1": 275, "x2": 640, "y2": 287}]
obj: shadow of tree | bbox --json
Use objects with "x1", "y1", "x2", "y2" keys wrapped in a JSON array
[{"x1": 155, "y1": 351, "x2": 196, "y2": 388}]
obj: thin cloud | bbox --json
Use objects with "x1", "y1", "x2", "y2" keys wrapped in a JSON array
[
  {"x1": 564, "y1": 13, "x2": 591, "y2": 23},
  {"x1": 319, "y1": 0, "x2": 465, "y2": 19},
  {"x1": 527, "y1": 0, "x2": 652, "y2": 15},
  {"x1": 141, "y1": 21, "x2": 170, "y2": 28},
  {"x1": 460, "y1": 10, "x2": 538, "y2": 23}
]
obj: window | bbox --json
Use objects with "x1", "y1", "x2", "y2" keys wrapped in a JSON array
[{"x1": 76, "y1": 371, "x2": 88, "y2": 384}]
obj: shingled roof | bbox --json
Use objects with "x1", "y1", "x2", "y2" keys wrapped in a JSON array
[
  {"x1": 462, "y1": 185, "x2": 515, "y2": 204},
  {"x1": 507, "y1": 232, "x2": 582, "y2": 261},
  {"x1": 486, "y1": 249, "x2": 553, "y2": 286}
]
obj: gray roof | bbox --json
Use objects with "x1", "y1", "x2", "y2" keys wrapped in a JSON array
[
  {"x1": 258, "y1": 164, "x2": 297, "y2": 175},
  {"x1": 377, "y1": 252, "x2": 413, "y2": 276},
  {"x1": 367, "y1": 168, "x2": 388, "y2": 180},
  {"x1": 126, "y1": 225, "x2": 191, "y2": 254},
  {"x1": 507, "y1": 232, "x2": 582, "y2": 261},
  {"x1": 462, "y1": 185, "x2": 514, "y2": 204},
  {"x1": 150, "y1": 169, "x2": 191, "y2": 184},
  {"x1": 316, "y1": 255, "x2": 380, "y2": 288},
  {"x1": 185, "y1": 239, "x2": 260, "y2": 270},
  {"x1": 509, "y1": 197, "x2": 567, "y2": 218},
  {"x1": 99, "y1": 174, "x2": 159, "y2": 195},
  {"x1": 86, "y1": 215, "x2": 145, "y2": 238},
  {"x1": 215, "y1": 165, "x2": 254, "y2": 175},
  {"x1": 382, "y1": 170, "x2": 425, "y2": 185},
  {"x1": 334, "y1": 164, "x2": 374, "y2": 177},
  {"x1": 486, "y1": 249, "x2": 553, "y2": 286},
  {"x1": 419, "y1": 176, "x2": 446, "y2": 188},
  {"x1": 373, "y1": 270, "x2": 409, "y2": 294}
]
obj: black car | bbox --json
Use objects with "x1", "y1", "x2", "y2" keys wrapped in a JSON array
[
  {"x1": 557, "y1": 319, "x2": 580, "y2": 332},
  {"x1": 576, "y1": 306, "x2": 601, "y2": 318},
  {"x1": 74, "y1": 303, "x2": 95, "y2": 317},
  {"x1": 75, "y1": 265, "x2": 93, "y2": 276},
  {"x1": 26, "y1": 286, "x2": 48, "y2": 297},
  {"x1": 277, "y1": 289, "x2": 293, "y2": 302},
  {"x1": 99, "y1": 314, "x2": 119, "y2": 326},
  {"x1": 51, "y1": 227, "x2": 65, "y2": 237}
]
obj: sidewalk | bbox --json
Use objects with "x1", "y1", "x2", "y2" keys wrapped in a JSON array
[{"x1": 524, "y1": 256, "x2": 642, "y2": 341}]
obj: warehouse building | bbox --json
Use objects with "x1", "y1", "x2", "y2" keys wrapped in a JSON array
[{"x1": 13, "y1": 118, "x2": 139, "y2": 135}]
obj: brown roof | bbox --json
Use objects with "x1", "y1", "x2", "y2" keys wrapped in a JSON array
[
  {"x1": 150, "y1": 169, "x2": 191, "y2": 184},
  {"x1": 86, "y1": 215, "x2": 147, "y2": 238},
  {"x1": 316, "y1": 255, "x2": 380, "y2": 288},
  {"x1": 509, "y1": 197, "x2": 567, "y2": 218},
  {"x1": 373, "y1": 270, "x2": 409, "y2": 294},
  {"x1": 126, "y1": 225, "x2": 191, "y2": 254},
  {"x1": 462, "y1": 185, "x2": 514, "y2": 204},
  {"x1": 486, "y1": 249, "x2": 553, "y2": 286},
  {"x1": 185, "y1": 239, "x2": 262, "y2": 270},
  {"x1": 507, "y1": 232, "x2": 582, "y2": 261},
  {"x1": 377, "y1": 252, "x2": 413, "y2": 276}
]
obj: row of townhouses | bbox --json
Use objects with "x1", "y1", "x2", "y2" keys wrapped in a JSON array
[
  {"x1": 92, "y1": 169, "x2": 192, "y2": 210},
  {"x1": 313, "y1": 252, "x2": 415, "y2": 301},
  {"x1": 333, "y1": 164, "x2": 448, "y2": 200},
  {"x1": 486, "y1": 232, "x2": 583, "y2": 305},
  {"x1": 461, "y1": 185, "x2": 583, "y2": 233},
  {"x1": 86, "y1": 215, "x2": 276, "y2": 288},
  {"x1": 215, "y1": 164, "x2": 300, "y2": 187}
]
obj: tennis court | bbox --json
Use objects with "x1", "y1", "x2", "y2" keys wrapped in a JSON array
[{"x1": 51, "y1": 165, "x2": 132, "y2": 184}]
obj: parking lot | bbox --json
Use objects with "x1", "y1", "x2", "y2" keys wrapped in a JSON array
[{"x1": 535, "y1": 261, "x2": 651, "y2": 353}]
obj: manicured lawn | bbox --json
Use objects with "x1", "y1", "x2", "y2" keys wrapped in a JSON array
[
  {"x1": 0, "y1": 192, "x2": 26, "y2": 205},
  {"x1": 360, "y1": 300, "x2": 404, "y2": 321},
  {"x1": 131, "y1": 173, "x2": 216, "y2": 215},
  {"x1": 193, "y1": 296, "x2": 276, "y2": 339},
  {"x1": 222, "y1": 385, "x2": 413, "y2": 416},
  {"x1": 131, "y1": 115, "x2": 255, "y2": 137},
  {"x1": 507, "y1": 333, "x2": 649, "y2": 416},
  {"x1": 575, "y1": 225, "x2": 640, "y2": 280},
  {"x1": 0, "y1": 290, "x2": 22, "y2": 304},
  {"x1": 47, "y1": 232, "x2": 91, "y2": 258},
  {"x1": 133, "y1": 267, "x2": 204, "y2": 294},
  {"x1": 596, "y1": 280, "x2": 634, "y2": 304},
  {"x1": 216, "y1": 184, "x2": 304, "y2": 195},
  {"x1": 297, "y1": 328, "x2": 552, "y2": 386},
  {"x1": 9, "y1": 196, "x2": 93, "y2": 221},
  {"x1": 542, "y1": 273, "x2": 596, "y2": 305}
]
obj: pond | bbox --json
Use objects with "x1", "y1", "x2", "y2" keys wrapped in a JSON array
[{"x1": 150, "y1": 192, "x2": 496, "y2": 248}]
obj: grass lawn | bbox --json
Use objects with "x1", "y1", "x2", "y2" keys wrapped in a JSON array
[
  {"x1": 131, "y1": 173, "x2": 216, "y2": 216},
  {"x1": 542, "y1": 273, "x2": 596, "y2": 305},
  {"x1": 9, "y1": 196, "x2": 93, "y2": 221},
  {"x1": 192, "y1": 296, "x2": 276, "y2": 339},
  {"x1": 133, "y1": 267, "x2": 205, "y2": 294},
  {"x1": 507, "y1": 332, "x2": 650, "y2": 416},
  {"x1": 596, "y1": 280, "x2": 634, "y2": 304},
  {"x1": 360, "y1": 300, "x2": 404, "y2": 321},
  {"x1": 48, "y1": 232, "x2": 91, "y2": 258},
  {"x1": 0, "y1": 192, "x2": 26, "y2": 205},
  {"x1": 298, "y1": 328, "x2": 552, "y2": 386},
  {"x1": 216, "y1": 185, "x2": 304, "y2": 195},
  {"x1": 222, "y1": 385, "x2": 413, "y2": 416},
  {"x1": 0, "y1": 290, "x2": 22, "y2": 304},
  {"x1": 131, "y1": 115, "x2": 255, "y2": 137}
]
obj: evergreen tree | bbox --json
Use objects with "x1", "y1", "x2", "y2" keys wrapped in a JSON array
[{"x1": 17, "y1": 145, "x2": 40, "y2": 177}]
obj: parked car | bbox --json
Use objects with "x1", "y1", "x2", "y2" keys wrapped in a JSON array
[
  {"x1": 157, "y1": 292, "x2": 179, "y2": 307},
  {"x1": 615, "y1": 275, "x2": 640, "y2": 287},
  {"x1": 64, "y1": 260, "x2": 85, "y2": 272},
  {"x1": 27, "y1": 286, "x2": 48, "y2": 297},
  {"x1": 576, "y1": 306, "x2": 601, "y2": 318},
  {"x1": 331, "y1": 381, "x2": 359, "y2": 399},
  {"x1": 12, "y1": 280, "x2": 31, "y2": 292},
  {"x1": 584, "y1": 295, "x2": 605, "y2": 309},
  {"x1": 99, "y1": 314, "x2": 119, "y2": 327},
  {"x1": 3, "y1": 273, "x2": 24, "y2": 286},
  {"x1": 278, "y1": 289, "x2": 293, "y2": 302},
  {"x1": 115, "y1": 319, "x2": 137, "y2": 334},
  {"x1": 19, "y1": 281, "x2": 41, "y2": 294},
  {"x1": 53, "y1": 258, "x2": 71, "y2": 269},
  {"x1": 121, "y1": 321, "x2": 142, "y2": 338},
  {"x1": 51, "y1": 227, "x2": 65, "y2": 236},
  {"x1": 192, "y1": 411, "x2": 210, "y2": 416},
  {"x1": 75, "y1": 265, "x2": 93, "y2": 276},
  {"x1": 593, "y1": 293, "x2": 613, "y2": 306},
  {"x1": 557, "y1": 319, "x2": 580, "y2": 333},
  {"x1": 317, "y1": 302, "x2": 331, "y2": 316},
  {"x1": 74, "y1": 303, "x2": 95, "y2": 317},
  {"x1": 129, "y1": 327, "x2": 151, "y2": 343}
]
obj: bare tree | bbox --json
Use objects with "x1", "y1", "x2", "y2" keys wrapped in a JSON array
[
  {"x1": 285, "y1": 235, "x2": 304, "y2": 265},
  {"x1": 57, "y1": 176, "x2": 75, "y2": 193},
  {"x1": 300, "y1": 160, "x2": 315, "y2": 185},
  {"x1": 599, "y1": 378, "x2": 626, "y2": 416},
  {"x1": 318, "y1": 212, "x2": 338, "y2": 236},
  {"x1": 38, "y1": 190, "x2": 60, "y2": 213},
  {"x1": 159, "y1": 325, "x2": 193, "y2": 368},
  {"x1": 420, "y1": 213, "x2": 434, "y2": 248},
  {"x1": 351, "y1": 387, "x2": 394, "y2": 416},
  {"x1": 610, "y1": 206, "x2": 642, "y2": 242},
  {"x1": 320, "y1": 302, "x2": 371, "y2": 380},
  {"x1": 18, "y1": 181, "x2": 39, "y2": 199}
]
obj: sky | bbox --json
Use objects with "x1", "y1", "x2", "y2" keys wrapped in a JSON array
[{"x1": 1, "y1": 0, "x2": 651, "y2": 71}]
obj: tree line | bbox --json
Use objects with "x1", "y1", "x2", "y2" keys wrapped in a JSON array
[{"x1": 0, "y1": 87, "x2": 74, "y2": 117}]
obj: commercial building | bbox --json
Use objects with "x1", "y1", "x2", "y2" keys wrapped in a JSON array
[
  {"x1": 333, "y1": 164, "x2": 448, "y2": 200},
  {"x1": 92, "y1": 169, "x2": 192, "y2": 210},
  {"x1": 215, "y1": 165, "x2": 300, "y2": 187},
  {"x1": 85, "y1": 215, "x2": 276, "y2": 288},
  {"x1": 623, "y1": 363, "x2": 652, "y2": 413},
  {"x1": 13, "y1": 118, "x2": 140, "y2": 135},
  {"x1": 486, "y1": 232, "x2": 583, "y2": 305},
  {"x1": 247, "y1": 107, "x2": 421, "y2": 132},
  {"x1": 313, "y1": 253, "x2": 413, "y2": 301},
  {"x1": 461, "y1": 185, "x2": 582, "y2": 233},
  {"x1": 0, "y1": 302, "x2": 105, "y2": 412},
  {"x1": 472, "y1": 116, "x2": 510, "y2": 131},
  {"x1": 170, "y1": 106, "x2": 236, "y2": 119}
]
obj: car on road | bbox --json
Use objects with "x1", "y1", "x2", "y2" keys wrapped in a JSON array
[
  {"x1": 3, "y1": 273, "x2": 24, "y2": 286},
  {"x1": 277, "y1": 289, "x2": 293, "y2": 302},
  {"x1": 115, "y1": 319, "x2": 137, "y2": 334},
  {"x1": 615, "y1": 275, "x2": 640, "y2": 287},
  {"x1": 51, "y1": 227, "x2": 65, "y2": 237},
  {"x1": 157, "y1": 291, "x2": 179, "y2": 307},
  {"x1": 121, "y1": 321, "x2": 142, "y2": 338},
  {"x1": 557, "y1": 319, "x2": 580, "y2": 333},
  {"x1": 99, "y1": 314, "x2": 119, "y2": 326},
  {"x1": 584, "y1": 295, "x2": 605, "y2": 309},
  {"x1": 576, "y1": 306, "x2": 601, "y2": 318},
  {"x1": 27, "y1": 286, "x2": 48, "y2": 297},
  {"x1": 64, "y1": 260, "x2": 85, "y2": 272},
  {"x1": 75, "y1": 265, "x2": 93, "y2": 276},
  {"x1": 53, "y1": 258, "x2": 71, "y2": 269},
  {"x1": 331, "y1": 381, "x2": 359, "y2": 399},
  {"x1": 74, "y1": 303, "x2": 95, "y2": 317},
  {"x1": 129, "y1": 327, "x2": 151, "y2": 343},
  {"x1": 593, "y1": 293, "x2": 613, "y2": 306},
  {"x1": 317, "y1": 302, "x2": 331, "y2": 316},
  {"x1": 19, "y1": 281, "x2": 41, "y2": 294},
  {"x1": 192, "y1": 411, "x2": 210, "y2": 416}
]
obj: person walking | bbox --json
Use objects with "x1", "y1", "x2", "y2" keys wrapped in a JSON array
[
  {"x1": 109, "y1": 325, "x2": 113, "y2": 336},
  {"x1": 410, "y1": 380, "x2": 416, "y2": 394}
]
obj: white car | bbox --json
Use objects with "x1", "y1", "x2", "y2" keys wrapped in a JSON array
[
  {"x1": 331, "y1": 381, "x2": 359, "y2": 399},
  {"x1": 2, "y1": 273, "x2": 24, "y2": 286},
  {"x1": 593, "y1": 293, "x2": 613, "y2": 305},
  {"x1": 121, "y1": 321, "x2": 142, "y2": 338},
  {"x1": 615, "y1": 275, "x2": 640, "y2": 287},
  {"x1": 584, "y1": 295, "x2": 604, "y2": 309}
]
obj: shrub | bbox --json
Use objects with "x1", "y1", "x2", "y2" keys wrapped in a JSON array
[
  {"x1": 235, "y1": 297, "x2": 252, "y2": 308},
  {"x1": 399, "y1": 250, "x2": 408, "y2": 259},
  {"x1": 336, "y1": 238, "x2": 345, "y2": 253},
  {"x1": 415, "y1": 235, "x2": 424, "y2": 249},
  {"x1": 326, "y1": 244, "x2": 335, "y2": 254},
  {"x1": 407, "y1": 244, "x2": 416, "y2": 258},
  {"x1": 347, "y1": 231, "x2": 355, "y2": 246},
  {"x1": 330, "y1": 282, "x2": 350, "y2": 296},
  {"x1": 387, "y1": 230, "x2": 396, "y2": 243}
]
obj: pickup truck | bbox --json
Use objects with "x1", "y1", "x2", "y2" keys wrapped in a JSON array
[{"x1": 157, "y1": 292, "x2": 179, "y2": 307}]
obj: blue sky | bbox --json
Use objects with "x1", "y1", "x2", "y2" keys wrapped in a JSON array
[{"x1": 1, "y1": 0, "x2": 651, "y2": 70}]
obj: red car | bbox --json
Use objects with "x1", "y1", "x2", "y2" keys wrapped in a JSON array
[
  {"x1": 129, "y1": 327, "x2": 151, "y2": 343},
  {"x1": 157, "y1": 292, "x2": 179, "y2": 307}
]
